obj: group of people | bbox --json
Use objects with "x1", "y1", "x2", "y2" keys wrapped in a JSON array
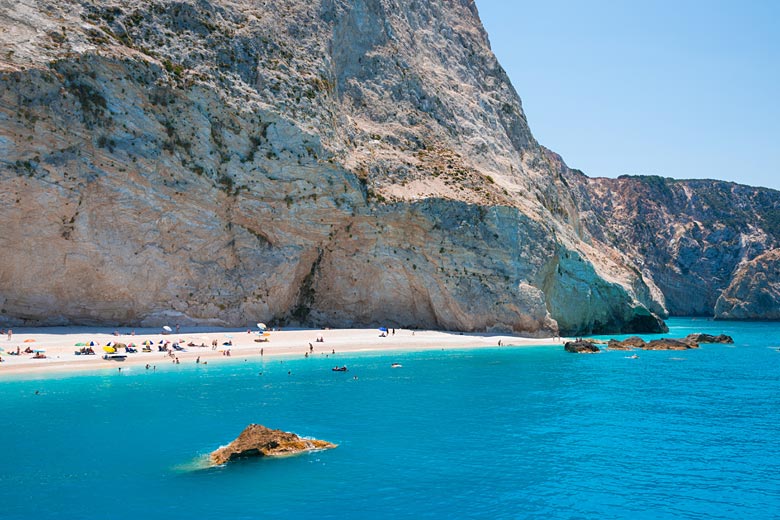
[{"x1": 5, "y1": 346, "x2": 33, "y2": 356}]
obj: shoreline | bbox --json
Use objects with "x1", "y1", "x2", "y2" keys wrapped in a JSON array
[{"x1": 0, "y1": 326, "x2": 567, "y2": 378}]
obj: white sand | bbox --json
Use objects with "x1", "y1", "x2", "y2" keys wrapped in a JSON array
[{"x1": 0, "y1": 326, "x2": 567, "y2": 376}]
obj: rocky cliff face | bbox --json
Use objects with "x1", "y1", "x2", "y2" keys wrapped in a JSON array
[
  {"x1": 714, "y1": 249, "x2": 780, "y2": 320},
  {"x1": 0, "y1": 0, "x2": 766, "y2": 334},
  {"x1": 565, "y1": 170, "x2": 780, "y2": 319}
]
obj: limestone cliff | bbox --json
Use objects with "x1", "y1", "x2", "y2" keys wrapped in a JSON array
[
  {"x1": 565, "y1": 170, "x2": 780, "y2": 320},
  {"x1": 0, "y1": 0, "x2": 693, "y2": 334},
  {"x1": 715, "y1": 249, "x2": 780, "y2": 320}
]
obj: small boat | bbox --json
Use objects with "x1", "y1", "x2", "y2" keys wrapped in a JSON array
[
  {"x1": 331, "y1": 366, "x2": 348, "y2": 372},
  {"x1": 391, "y1": 363, "x2": 402, "y2": 368}
]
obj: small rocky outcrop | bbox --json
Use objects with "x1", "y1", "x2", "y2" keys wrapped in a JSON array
[
  {"x1": 564, "y1": 340, "x2": 600, "y2": 354},
  {"x1": 210, "y1": 424, "x2": 336, "y2": 465},
  {"x1": 642, "y1": 339, "x2": 698, "y2": 351},
  {"x1": 685, "y1": 333, "x2": 734, "y2": 344},
  {"x1": 607, "y1": 336, "x2": 646, "y2": 350}
]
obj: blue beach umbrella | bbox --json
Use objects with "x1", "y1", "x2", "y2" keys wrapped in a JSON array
[{"x1": 378, "y1": 327, "x2": 388, "y2": 333}]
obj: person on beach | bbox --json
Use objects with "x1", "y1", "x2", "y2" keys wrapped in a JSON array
[
  {"x1": 7, "y1": 329, "x2": 12, "y2": 340},
  {"x1": 212, "y1": 339, "x2": 218, "y2": 350},
  {"x1": 260, "y1": 348, "x2": 264, "y2": 356}
]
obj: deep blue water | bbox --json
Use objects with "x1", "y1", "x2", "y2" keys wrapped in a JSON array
[{"x1": 1, "y1": 318, "x2": 779, "y2": 519}]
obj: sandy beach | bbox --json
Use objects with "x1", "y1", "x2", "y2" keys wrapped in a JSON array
[{"x1": 0, "y1": 326, "x2": 566, "y2": 376}]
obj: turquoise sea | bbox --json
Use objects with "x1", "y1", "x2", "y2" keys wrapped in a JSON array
[{"x1": 1, "y1": 318, "x2": 779, "y2": 519}]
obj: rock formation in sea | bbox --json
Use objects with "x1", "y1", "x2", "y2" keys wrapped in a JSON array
[
  {"x1": 0, "y1": 1, "x2": 775, "y2": 334},
  {"x1": 684, "y1": 333, "x2": 734, "y2": 344},
  {"x1": 564, "y1": 340, "x2": 600, "y2": 354},
  {"x1": 607, "y1": 336, "x2": 646, "y2": 350},
  {"x1": 643, "y1": 338, "x2": 698, "y2": 351},
  {"x1": 210, "y1": 424, "x2": 336, "y2": 465}
]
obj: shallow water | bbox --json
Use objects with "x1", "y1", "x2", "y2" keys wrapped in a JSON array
[{"x1": 1, "y1": 318, "x2": 779, "y2": 519}]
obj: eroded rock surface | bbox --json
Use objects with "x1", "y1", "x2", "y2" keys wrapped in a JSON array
[
  {"x1": 0, "y1": 0, "x2": 668, "y2": 335},
  {"x1": 714, "y1": 249, "x2": 780, "y2": 321},
  {"x1": 607, "y1": 336, "x2": 646, "y2": 350},
  {"x1": 210, "y1": 424, "x2": 336, "y2": 465},
  {"x1": 564, "y1": 340, "x2": 600, "y2": 354},
  {"x1": 3, "y1": 1, "x2": 777, "y2": 332},
  {"x1": 643, "y1": 339, "x2": 698, "y2": 351},
  {"x1": 685, "y1": 333, "x2": 734, "y2": 344}
]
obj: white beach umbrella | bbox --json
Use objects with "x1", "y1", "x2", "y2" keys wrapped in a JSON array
[{"x1": 162, "y1": 325, "x2": 173, "y2": 332}]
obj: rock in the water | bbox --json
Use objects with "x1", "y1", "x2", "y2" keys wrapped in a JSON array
[
  {"x1": 685, "y1": 333, "x2": 734, "y2": 344},
  {"x1": 642, "y1": 338, "x2": 698, "y2": 351},
  {"x1": 607, "y1": 336, "x2": 646, "y2": 350},
  {"x1": 210, "y1": 424, "x2": 336, "y2": 465},
  {"x1": 564, "y1": 340, "x2": 600, "y2": 353}
]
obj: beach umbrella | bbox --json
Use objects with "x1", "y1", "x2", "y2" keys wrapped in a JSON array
[
  {"x1": 378, "y1": 327, "x2": 388, "y2": 332},
  {"x1": 114, "y1": 343, "x2": 127, "y2": 349},
  {"x1": 103, "y1": 346, "x2": 116, "y2": 353},
  {"x1": 257, "y1": 323, "x2": 267, "y2": 330},
  {"x1": 89, "y1": 341, "x2": 97, "y2": 346},
  {"x1": 24, "y1": 338, "x2": 36, "y2": 343},
  {"x1": 163, "y1": 325, "x2": 172, "y2": 332},
  {"x1": 75, "y1": 342, "x2": 86, "y2": 347},
  {"x1": 142, "y1": 340, "x2": 153, "y2": 346},
  {"x1": 106, "y1": 341, "x2": 114, "y2": 347}
]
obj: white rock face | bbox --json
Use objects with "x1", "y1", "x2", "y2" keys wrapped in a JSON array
[
  {"x1": 715, "y1": 249, "x2": 780, "y2": 320},
  {"x1": 0, "y1": 0, "x2": 666, "y2": 334}
]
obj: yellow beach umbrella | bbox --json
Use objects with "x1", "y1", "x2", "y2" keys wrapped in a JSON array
[{"x1": 103, "y1": 346, "x2": 116, "y2": 353}]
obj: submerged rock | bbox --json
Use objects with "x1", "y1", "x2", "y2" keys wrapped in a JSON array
[
  {"x1": 685, "y1": 333, "x2": 734, "y2": 344},
  {"x1": 210, "y1": 424, "x2": 336, "y2": 465},
  {"x1": 564, "y1": 340, "x2": 600, "y2": 354}
]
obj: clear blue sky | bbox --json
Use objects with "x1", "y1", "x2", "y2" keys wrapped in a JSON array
[{"x1": 475, "y1": 0, "x2": 780, "y2": 191}]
